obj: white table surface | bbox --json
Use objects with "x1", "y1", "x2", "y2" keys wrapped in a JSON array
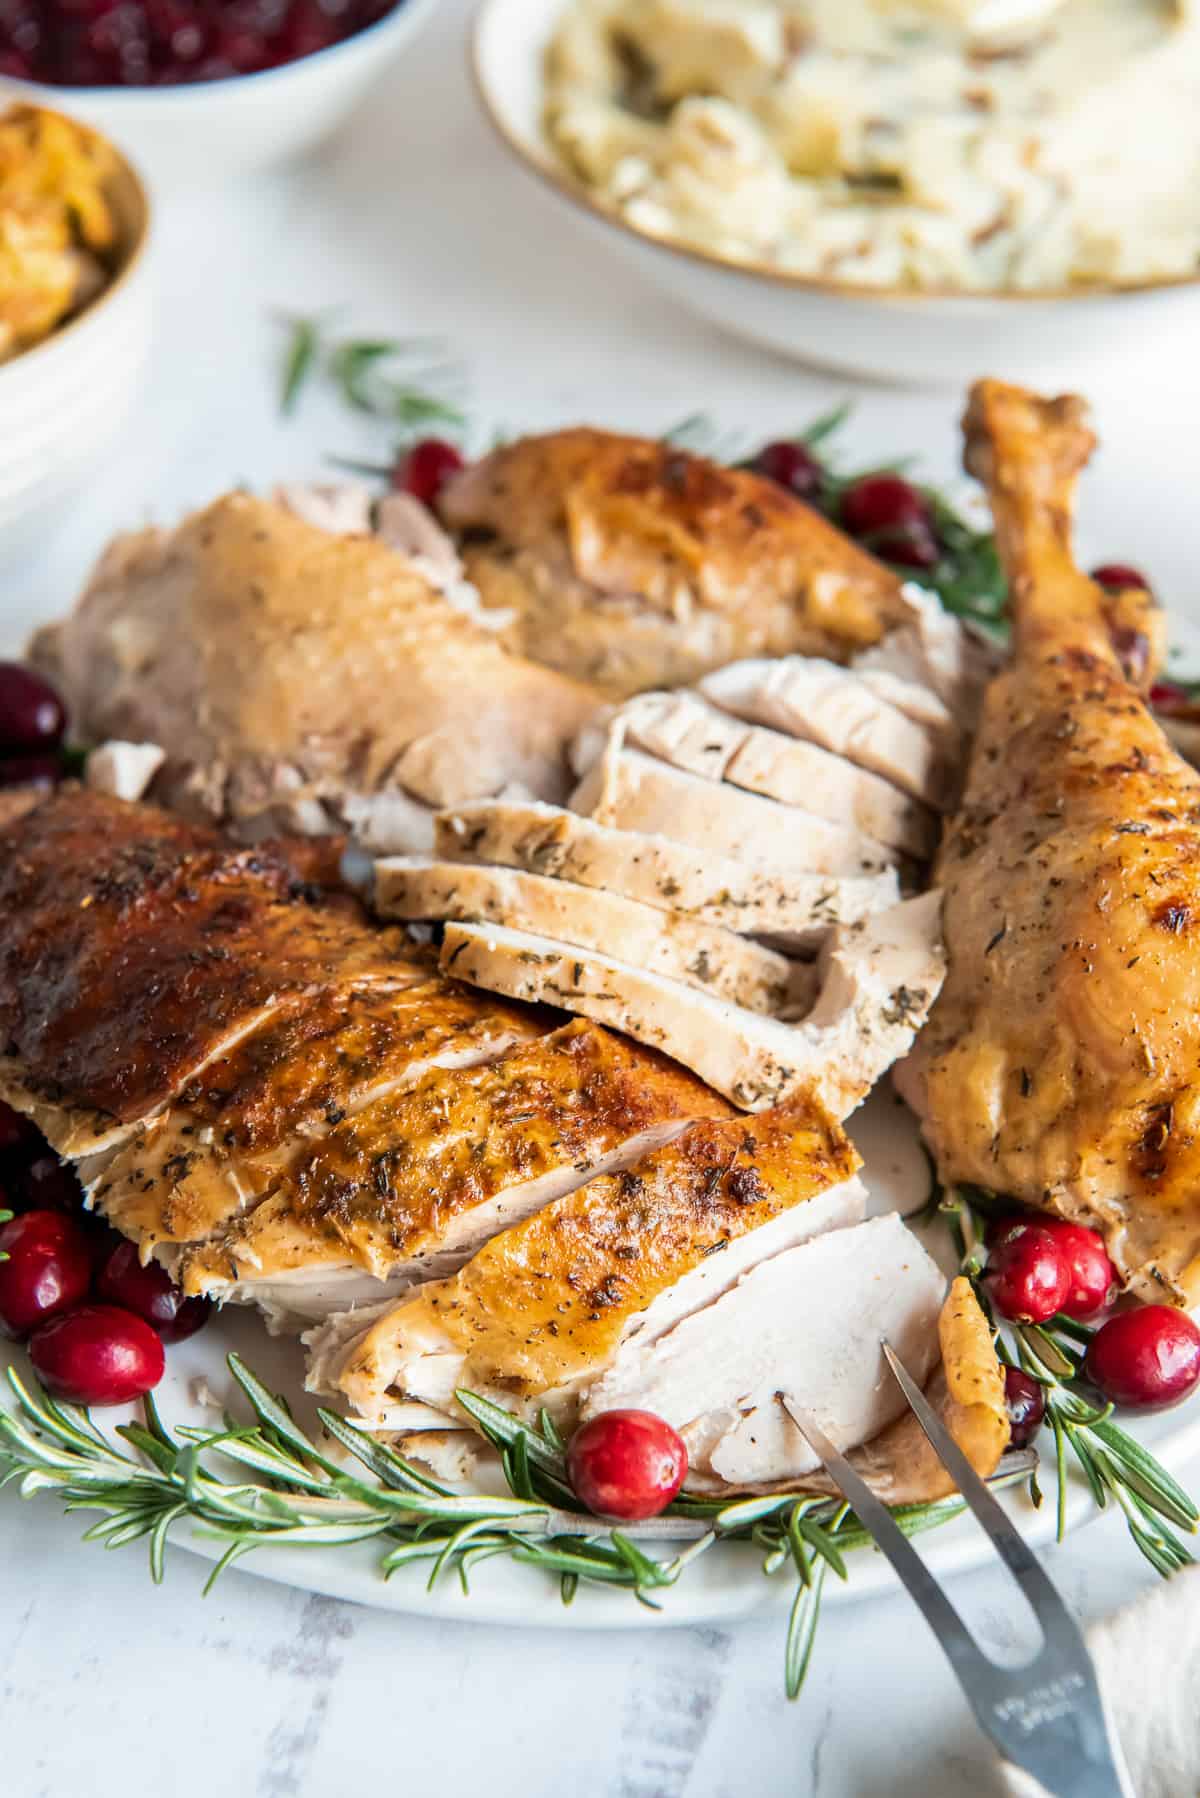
[{"x1": 3, "y1": 5, "x2": 1199, "y2": 1793}]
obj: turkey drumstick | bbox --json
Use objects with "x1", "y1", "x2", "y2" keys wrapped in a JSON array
[{"x1": 898, "y1": 379, "x2": 1200, "y2": 1304}]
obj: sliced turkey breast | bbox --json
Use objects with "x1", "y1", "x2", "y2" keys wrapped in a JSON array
[
  {"x1": 433, "y1": 800, "x2": 900, "y2": 952},
  {"x1": 0, "y1": 788, "x2": 429, "y2": 1160},
  {"x1": 373, "y1": 858, "x2": 796, "y2": 1014},
  {"x1": 570, "y1": 690, "x2": 935, "y2": 858},
  {"x1": 853, "y1": 583, "x2": 1000, "y2": 728},
  {"x1": 90, "y1": 979, "x2": 545, "y2": 1261},
  {"x1": 307, "y1": 1096, "x2": 861, "y2": 1424},
  {"x1": 437, "y1": 428, "x2": 906, "y2": 697},
  {"x1": 179, "y1": 1020, "x2": 732, "y2": 1327},
  {"x1": 437, "y1": 891, "x2": 943, "y2": 1113},
  {"x1": 699, "y1": 657, "x2": 959, "y2": 809},
  {"x1": 571, "y1": 745, "x2": 894, "y2": 877},
  {"x1": 581, "y1": 1212, "x2": 944, "y2": 1490}
]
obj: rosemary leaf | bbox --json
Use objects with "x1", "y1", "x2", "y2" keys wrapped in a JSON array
[
  {"x1": 784, "y1": 1558, "x2": 829, "y2": 1701},
  {"x1": 279, "y1": 314, "x2": 323, "y2": 416}
]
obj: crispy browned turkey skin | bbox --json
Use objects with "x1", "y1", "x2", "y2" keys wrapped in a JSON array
[
  {"x1": 898, "y1": 380, "x2": 1200, "y2": 1303},
  {"x1": 440, "y1": 429, "x2": 908, "y2": 696}
]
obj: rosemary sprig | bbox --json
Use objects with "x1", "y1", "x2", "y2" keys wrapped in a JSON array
[
  {"x1": 276, "y1": 312, "x2": 467, "y2": 449},
  {"x1": 0, "y1": 1350, "x2": 1001, "y2": 1695},
  {"x1": 930, "y1": 1187, "x2": 1199, "y2": 1575}
]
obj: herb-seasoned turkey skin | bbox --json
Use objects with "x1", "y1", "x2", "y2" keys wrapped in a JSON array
[
  {"x1": 0, "y1": 788, "x2": 427, "y2": 1138},
  {"x1": 93, "y1": 978, "x2": 545, "y2": 1257},
  {"x1": 897, "y1": 380, "x2": 1200, "y2": 1304},
  {"x1": 321, "y1": 1096, "x2": 860, "y2": 1420},
  {"x1": 439, "y1": 429, "x2": 906, "y2": 697},
  {"x1": 180, "y1": 1020, "x2": 733, "y2": 1310}
]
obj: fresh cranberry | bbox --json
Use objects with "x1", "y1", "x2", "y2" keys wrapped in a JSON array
[
  {"x1": 0, "y1": 754, "x2": 62, "y2": 792},
  {"x1": 395, "y1": 438, "x2": 465, "y2": 508},
  {"x1": 29, "y1": 1304, "x2": 165, "y2": 1407},
  {"x1": 567, "y1": 1409, "x2": 688, "y2": 1521},
  {"x1": 1003, "y1": 1368, "x2": 1046, "y2": 1449},
  {"x1": 1085, "y1": 1306, "x2": 1200, "y2": 1412},
  {"x1": 17, "y1": 1154, "x2": 83, "y2": 1215},
  {"x1": 0, "y1": 1211, "x2": 93, "y2": 1338},
  {"x1": 1151, "y1": 681, "x2": 1189, "y2": 712},
  {"x1": 97, "y1": 1238, "x2": 211, "y2": 1340},
  {"x1": 750, "y1": 439, "x2": 823, "y2": 502},
  {"x1": 987, "y1": 1216, "x2": 1115, "y2": 1321},
  {"x1": 0, "y1": 1100, "x2": 41, "y2": 1161},
  {"x1": 985, "y1": 1225, "x2": 1070, "y2": 1324},
  {"x1": 1091, "y1": 563, "x2": 1150, "y2": 595},
  {"x1": 0, "y1": 664, "x2": 67, "y2": 754},
  {"x1": 840, "y1": 474, "x2": 939, "y2": 569}
]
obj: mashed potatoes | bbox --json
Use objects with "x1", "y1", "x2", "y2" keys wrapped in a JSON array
[{"x1": 544, "y1": 0, "x2": 1200, "y2": 290}]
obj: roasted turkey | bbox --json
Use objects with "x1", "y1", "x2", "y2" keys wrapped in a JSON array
[
  {"x1": 439, "y1": 429, "x2": 909, "y2": 695},
  {"x1": 898, "y1": 380, "x2": 1200, "y2": 1304}
]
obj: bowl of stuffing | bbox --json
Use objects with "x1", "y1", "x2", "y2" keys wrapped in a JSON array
[
  {"x1": 0, "y1": 102, "x2": 151, "y2": 555},
  {"x1": 0, "y1": 0, "x2": 438, "y2": 178},
  {"x1": 473, "y1": 0, "x2": 1200, "y2": 384}
]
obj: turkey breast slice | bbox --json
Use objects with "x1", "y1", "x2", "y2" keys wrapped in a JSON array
[
  {"x1": 582, "y1": 1212, "x2": 944, "y2": 1490},
  {"x1": 438, "y1": 891, "x2": 944, "y2": 1114},
  {"x1": 89, "y1": 979, "x2": 545, "y2": 1261},
  {"x1": 373, "y1": 858, "x2": 798, "y2": 1014},
  {"x1": 178, "y1": 1020, "x2": 732, "y2": 1328},
  {"x1": 698, "y1": 657, "x2": 959, "y2": 809},
  {"x1": 433, "y1": 800, "x2": 900, "y2": 951},
  {"x1": 571, "y1": 692, "x2": 935, "y2": 858},
  {"x1": 305, "y1": 1098, "x2": 862, "y2": 1424},
  {"x1": 571, "y1": 745, "x2": 895, "y2": 877},
  {"x1": 853, "y1": 583, "x2": 1000, "y2": 727}
]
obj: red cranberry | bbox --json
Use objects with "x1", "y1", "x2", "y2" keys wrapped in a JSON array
[
  {"x1": 29, "y1": 1304, "x2": 165, "y2": 1407},
  {"x1": 1040, "y1": 1221, "x2": 1115, "y2": 1320},
  {"x1": 97, "y1": 1238, "x2": 211, "y2": 1340},
  {"x1": 0, "y1": 1211, "x2": 93, "y2": 1338},
  {"x1": 750, "y1": 439, "x2": 823, "y2": 502},
  {"x1": 985, "y1": 1225, "x2": 1070, "y2": 1324},
  {"x1": 395, "y1": 438, "x2": 465, "y2": 508},
  {"x1": 1151, "y1": 681, "x2": 1192, "y2": 713},
  {"x1": 0, "y1": 664, "x2": 67, "y2": 753},
  {"x1": 0, "y1": 1100, "x2": 41, "y2": 1161},
  {"x1": 0, "y1": 754, "x2": 62, "y2": 792},
  {"x1": 17, "y1": 1154, "x2": 83, "y2": 1215},
  {"x1": 1003, "y1": 1367, "x2": 1046, "y2": 1449},
  {"x1": 1091, "y1": 563, "x2": 1150, "y2": 595},
  {"x1": 567, "y1": 1409, "x2": 688, "y2": 1521},
  {"x1": 1085, "y1": 1306, "x2": 1200, "y2": 1412},
  {"x1": 840, "y1": 474, "x2": 939, "y2": 569}
]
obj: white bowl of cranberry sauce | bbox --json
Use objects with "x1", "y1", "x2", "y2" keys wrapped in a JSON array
[{"x1": 0, "y1": 0, "x2": 438, "y2": 177}]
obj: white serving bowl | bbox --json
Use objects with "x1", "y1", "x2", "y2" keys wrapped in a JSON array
[
  {"x1": 472, "y1": 0, "x2": 1200, "y2": 387},
  {"x1": 0, "y1": 0, "x2": 436, "y2": 182},
  {"x1": 0, "y1": 115, "x2": 151, "y2": 560}
]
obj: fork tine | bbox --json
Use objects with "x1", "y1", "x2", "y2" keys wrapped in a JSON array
[
  {"x1": 881, "y1": 1340, "x2": 1086, "y2": 1657},
  {"x1": 779, "y1": 1397, "x2": 995, "y2": 1688}
]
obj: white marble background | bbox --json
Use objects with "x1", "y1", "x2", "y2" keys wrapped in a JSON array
[{"x1": 3, "y1": 0, "x2": 1199, "y2": 1790}]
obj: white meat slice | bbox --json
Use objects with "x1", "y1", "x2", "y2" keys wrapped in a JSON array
[
  {"x1": 438, "y1": 892, "x2": 944, "y2": 1113},
  {"x1": 304, "y1": 1175, "x2": 868, "y2": 1427},
  {"x1": 854, "y1": 583, "x2": 1000, "y2": 726},
  {"x1": 84, "y1": 740, "x2": 166, "y2": 804},
  {"x1": 571, "y1": 744, "x2": 894, "y2": 877},
  {"x1": 571, "y1": 692, "x2": 935, "y2": 857},
  {"x1": 373, "y1": 857, "x2": 798, "y2": 1014},
  {"x1": 433, "y1": 800, "x2": 900, "y2": 952},
  {"x1": 698, "y1": 657, "x2": 959, "y2": 809},
  {"x1": 582, "y1": 1212, "x2": 944, "y2": 1490}
]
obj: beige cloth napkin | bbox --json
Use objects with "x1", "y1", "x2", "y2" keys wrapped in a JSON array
[{"x1": 1002, "y1": 1566, "x2": 1200, "y2": 1796}]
